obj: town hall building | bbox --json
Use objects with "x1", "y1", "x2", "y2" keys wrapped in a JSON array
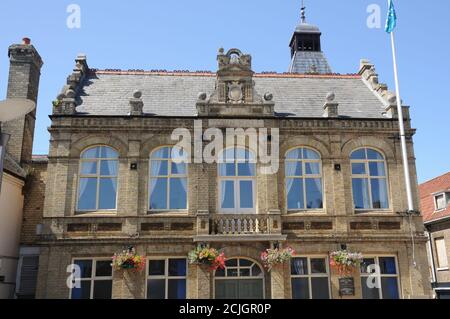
[{"x1": 10, "y1": 8, "x2": 432, "y2": 299}]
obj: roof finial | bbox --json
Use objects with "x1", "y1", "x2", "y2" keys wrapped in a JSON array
[{"x1": 300, "y1": 0, "x2": 306, "y2": 24}]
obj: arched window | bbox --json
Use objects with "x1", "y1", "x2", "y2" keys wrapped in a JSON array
[
  {"x1": 351, "y1": 148, "x2": 389, "y2": 210},
  {"x1": 77, "y1": 146, "x2": 119, "y2": 212},
  {"x1": 215, "y1": 258, "x2": 263, "y2": 278},
  {"x1": 285, "y1": 148, "x2": 323, "y2": 210},
  {"x1": 215, "y1": 258, "x2": 264, "y2": 299},
  {"x1": 149, "y1": 146, "x2": 188, "y2": 211},
  {"x1": 218, "y1": 147, "x2": 256, "y2": 214}
]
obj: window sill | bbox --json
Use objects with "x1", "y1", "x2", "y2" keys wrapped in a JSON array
[
  {"x1": 74, "y1": 211, "x2": 118, "y2": 217},
  {"x1": 147, "y1": 211, "x2": 189, "y2": 217},
  {"x1": 217, "y1": 212, "x2": 258, "y2": 215},
  {"x1": 354, "y1": 210, "x2": 394, "y2": 215},
  {"x1": 286, "y1": 210, "x2": 327, "y2": 216},
  {"x1": 437, "y1": 267, "x2": 449, "y2": 272}
]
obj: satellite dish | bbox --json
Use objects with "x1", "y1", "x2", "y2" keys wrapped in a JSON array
[{"x1": 0, "y1": 98, "x2": 36, "y2": 121}]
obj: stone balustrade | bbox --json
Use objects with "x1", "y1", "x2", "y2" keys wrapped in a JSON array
[{"x1": 211, "y1": 214, "x2": 270, "y2": 235}]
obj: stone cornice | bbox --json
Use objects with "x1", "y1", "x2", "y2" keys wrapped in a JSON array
[
  {"x1": 48, "y1": 116, "x2": 414, "y2": 134},
  {"x1": 34, "y1": 235, "x2": 428, "y2": 246}
]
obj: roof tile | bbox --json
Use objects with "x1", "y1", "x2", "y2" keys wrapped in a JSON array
[
  {"x1": 74, "y1": 72, "x2": 388, "y2": 118},
  {"x1": 419, "y1": 172, "x2": 450, "y2": 223}
]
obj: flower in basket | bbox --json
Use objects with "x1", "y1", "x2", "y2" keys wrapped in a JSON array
[
  {"x1": 260, "y1": 247, "x2": 295, "y2": 272},
  {"x1": 188, "y1": 246, "x2": 226, "y2": 271},
  {"x1": 329, "y1": 250, "x2": 363, "y2": 277},
  {"x1": 112, "y1": 247, "x2": 146, "y2": 272}
]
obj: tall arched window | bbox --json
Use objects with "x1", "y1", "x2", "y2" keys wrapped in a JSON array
[
  {"x1": 218, "y1": 147, "x2": 256, "y2": 214},
  {"x1": 149, "y1": 146, "x2": 188, "y2": 211},
  {"x1": 77, "y1": 146, "x2": 119, "y2": 212},
  {"x1": 351, "y1": 148, "x2": 389, "y2": 210},
  {"x1": 285, "y1": 147, "x2": 323, "y2": 210}
]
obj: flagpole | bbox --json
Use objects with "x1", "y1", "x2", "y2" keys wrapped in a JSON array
[{"x1": 389, "y1": 31, "x2": 415, "y2": 213}]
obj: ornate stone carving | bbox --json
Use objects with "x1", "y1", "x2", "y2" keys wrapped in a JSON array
[
  {"x1": 196, "y1": 48, "x2": 274, "y2": 117},
  {"x1": 358, "y1": 59, "x2": 402, "y2": 119},
  {"x1": 326, "y1": 92, "x2": 335, "y2": 102},
  {"x1": 53, "y1": 54, "x2": 89, "y2": 115},
  {"x1": 323, "y1": 92, "x2": 339, "y2": 118},
  {"x1": 228, "y1": 82, "x2": 243, "y2": 103},
  {"x1": 264, "y1": 93, "x2": 273, "y2": 101},
  {"x1": 129, "y1": 89, "x2": 144, "y2": 116},
  {"x1": 308, "y1": 64, "x2": 318, "y2": 74}
]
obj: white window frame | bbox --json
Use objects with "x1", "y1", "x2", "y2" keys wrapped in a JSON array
[
  {"x1": 435, "y1": 238, "x2": 449, "y2": 270},
  {"x1": 214, "y1": 258, "x2": 264, "y2": 279},
  {"x1": 434, "y1": 193, "x2": 447, "y2": 212},
  {"x1": 149, "y1": 146, "x2": 189, "y2": 212},
  {"x1": 350, "y1": 148, "x2": 390, "y2": 211},
  {"x1": 76, "y1": 145, "x2": 119, "y2": 213},
  {"x1": 285, "y1": 147, "x2": 324, "y2": 212},
  {"x1": 218, "y1": 148, "x2": 257, "y2": 214},
  {"x1": 69, "y1": 258, "x2": 113, "y2": 299},
  {"x1": 145, "y1": 257, "x2": 188, "y2": 299},
  {"x1": 360, "y1": 255, "x2": 401, "y2": 299},
  {"x1": 290, "y1": 255, "x2": 331, "y2": 299}
]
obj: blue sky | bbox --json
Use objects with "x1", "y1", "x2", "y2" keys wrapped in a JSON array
[{"x1": 0, "y1": 0, "x2": 449, "y2": 183}]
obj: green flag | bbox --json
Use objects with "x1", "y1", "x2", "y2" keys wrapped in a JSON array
[{"x1": 385, "y1": 0, "x2": 397, "y2": 33}]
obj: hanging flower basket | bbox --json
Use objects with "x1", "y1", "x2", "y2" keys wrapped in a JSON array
[
  {"x1": 260, "y1": 247, "x2": 295, "y2": 272},
  {"x1": 112, "y1": 247, "x2": 146, "y2": 272},
  {"x1": 188, "y1": 245, "x2": 226, "y2": 271},
  {"x1": 329, "y1": 250, "x2": 363, "y2": 277}
]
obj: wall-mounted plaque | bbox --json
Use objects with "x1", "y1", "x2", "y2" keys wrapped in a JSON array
[{"x1": 339, "y1": 277, "x2": 355, "y2": 296}]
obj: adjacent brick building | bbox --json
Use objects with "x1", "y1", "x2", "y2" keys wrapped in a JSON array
[
  {"x1": 12, "y1": 11, "x2": 432, "y2": 299},
  {"x1": 0, "y1": 38, "x2": 43, "y2": 298},
  {"x1": 420, "y1": 172, "x2": 450, "y2": 299}
]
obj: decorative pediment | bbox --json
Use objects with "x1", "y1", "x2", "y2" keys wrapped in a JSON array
[{"x1": 197, "y1": 48, "x2": 274, "y2": 117}]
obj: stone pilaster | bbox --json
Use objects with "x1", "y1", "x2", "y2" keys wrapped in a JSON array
[
  {"x1": 197, "y1": 264, "x2": 212, "y2": 299},
  {"x1": 112, "y1": 270, "x2": 145, "y2": 299},
  {"x1": 270, "y1": 264, "x2": 286, "y2": 299}
]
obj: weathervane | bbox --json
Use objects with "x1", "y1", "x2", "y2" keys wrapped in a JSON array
[{"x1": 301, "y1": 0, "x2": 306, "y2": 23}]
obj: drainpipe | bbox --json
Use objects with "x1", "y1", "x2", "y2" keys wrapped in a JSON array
[
  {"x1": 425, "y1": 228, "x2": 437, "y2": 298},
  {"x1": 0, "y1": 132, "x2": 10, "y2": 194}
]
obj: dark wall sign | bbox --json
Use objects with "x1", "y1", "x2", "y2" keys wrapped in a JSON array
[{"x1": 339, "y1": 277, "x2": 355, "y2": 296}]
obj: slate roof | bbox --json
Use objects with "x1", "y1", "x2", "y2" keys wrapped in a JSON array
[
  {"x1": 74, "y1": 70, "x2": 388, "y2": 119},
  {"x1": 294, "y1": 23, "x2": 321, "y2": 34},
  {"x1": 420, "y1": 172, "x2": 450, "y2": 223},
  {"x1": 288, "y1": 51, "x2": 333, "y2": 74}
]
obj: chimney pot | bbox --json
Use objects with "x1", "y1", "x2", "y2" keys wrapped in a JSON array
[{"x1": 22, "y1": 37, "x2": 31, "y2": 45}]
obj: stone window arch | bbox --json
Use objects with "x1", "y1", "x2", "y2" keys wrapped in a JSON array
[{"x1": 70, "y1": 135, "x2": 128, "y2": 159}]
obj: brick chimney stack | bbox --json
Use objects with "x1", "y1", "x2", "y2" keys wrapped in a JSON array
[{"x1": 2, "y1": 38, "x2": 43, "y2": 163}]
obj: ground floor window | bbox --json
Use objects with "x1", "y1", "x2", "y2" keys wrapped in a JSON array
[
  {"x1": 146, "y1": 258, "x2": 187, "y2": 299},
  {"x1": 360, "y1": 256, "x2": 400, "y2": 299},
  {"x1": 437, "y1": 290, "x2": 450, "y2": 299},
  {"x1": 16, "y1": 255, "x2": 39, "y2": 299},
  {"x1": 291, "y1": 256, "x2": 330, "y2": 299},
  {"x1": 215, "y1": 258, "x2": 264, "y2": 299},
  {"x1": 70, "y1": 258, "x2": 113, "y2": 299}
]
